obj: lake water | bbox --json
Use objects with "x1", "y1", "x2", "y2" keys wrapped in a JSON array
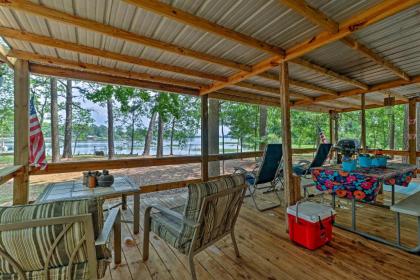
[{"x1": 1, "y1": 136, "x2": 249, "y2": 156}]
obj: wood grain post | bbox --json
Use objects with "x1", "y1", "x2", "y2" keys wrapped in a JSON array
[
  {"x1": 201, "y1": 95, "x2": 209, "y2": 181},
  {"x1": 279, "y1": 62, "x2": 294, "y2": 206},
  {"x1": 361, "y1": 93, "x2": 367, "y2": 152},
  {"x1": 408, "y1": 98, "x2": 416, "y2": 165},
  {"x1": 329, "y1": 111, "x2": 334, "y2": 144},
  {"x1": 13, "y1": 59, "x2": 30, "y2": 205}
]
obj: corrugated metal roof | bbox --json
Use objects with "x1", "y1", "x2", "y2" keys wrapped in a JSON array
[{"x1": 0, "y1": 0, "x2": 418, "y2": 110}]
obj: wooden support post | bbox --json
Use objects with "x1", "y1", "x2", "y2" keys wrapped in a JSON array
[
  {"x1": 408, "y1": 98, "x2": 416, "y2": 165},
  {"x1": 279, "y1": 62, "x2": 294, "y2": 206},
  {"x1": 201, "y1": 95, "x2": 209, "y2": 181},
  {"x1": 208, "y1": 99, "x2": 220, "y2": 177},
  {"x1": 13, "y1": 59, "x2": 30, "y2": 205},
  {"x1": 361, "y1": 93, "x2": 367, "y2": 152},
  {"x1": 329, "y1": 111, "x2": 335, "y2": 144}
]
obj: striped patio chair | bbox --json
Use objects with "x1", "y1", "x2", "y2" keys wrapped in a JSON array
[
  {"x1": 143, "y1": 174, "x2": 247, "y2": 280},
  {"x1": 0, "y1": 199, "x2": 121, "y2": 280}
]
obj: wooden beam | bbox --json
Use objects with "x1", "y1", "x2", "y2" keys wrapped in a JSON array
[
  {"x1": 281, "y1": 0, "x2": 411, "y2": 82},
  {"x1": 381, "y1": 89, "x2": 409, "y2": 102},
  {"x1": 279, "y1": 62, "x2": 294, "y2": 208},
  {"x1": 291, "y1": 58, "x2": 368, "y2": 90},
  {"x1": 329, "y1": 111, "x2": 335, "y2": 144},
  {"x1": 340, "y1": 98, "x2": 408, "y2": 112},
  {"x1": 361, "y1": 93, "x2": 367, "y2": 151},
  {"x1": 0, "y1": 0, "x2": 252, "y2": 72},
  {"x1": 341, "y1": 37, "x2": 410, "y2": 81},
  {"x1": 279, "y1": 0, "x2": 338, "y2": 33},
  {"x1": 294, "y1": 74, "x2": 420, "y2": 107},
  {"x1": 285, "y1": 0, "x2": 420, "y2": 61},
  {"x1": 236, "y1": 81, "x2": 313, "y2": 100},
  {"x1": 13, "y1": 59, "x2": 29, "y2": 205},
  {"x1": 9, "y1": 49, "x2": 204, "y2": 89},
  {"x1": 0, "y1": 26, "x2": 227, "y2": 82},
  {"x1": 0, "y1": 44, "x2": 14, "y2": 68},
  {"x1": 124, "y1": 0, "x2": 284, "y2": 56},
  {"x1": 29, "y1": 64, "x2": 199, "y2": 96},
  {"x1": 408, "y1": 98, "x2": 416, "y2": 164},
  {"x1": 200, "y1": 0, "x2": 418, "y2": 95},
  {"x1": 258, "y1": 72, "x2": 338, "y2": 96},
  {"x1": 201, "y1": 95, "x2": 209, "y2": 181},
  {"x1": 210, "y1": 90, "x2": 281, "y2": 108}
]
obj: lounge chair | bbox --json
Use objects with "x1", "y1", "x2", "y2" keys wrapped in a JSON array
[
  {"x1": 293, "y1": 143, "x2": 333, "y2": 178},
  {"x1": 235, "y1": 144, "x2": 283, "y2": 211},
  {"x1": 0, "y1": 199, "x2": 121, "y2": 280},
  {"x1": 143, "y1": 174, "x2": 246, "y2": 280}
]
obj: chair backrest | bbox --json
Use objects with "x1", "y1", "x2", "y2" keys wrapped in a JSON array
[
  {"x1": 256, "y1": 144, "x2": 283, "y2": 184},
  {"x1": 178, "y1": 174, "x2": 246, "y2": 254},
  {"x1": 309, "y1": 143, "x2": 333, "y2": 169},
  {"x1": 0, "y1": 199, "x2": 109, "y2": 280}
]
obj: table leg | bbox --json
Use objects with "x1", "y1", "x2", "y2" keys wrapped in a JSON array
[
  {"x1": 418, "y1": 217, "x2": 420, "y2": 245},
  {"x1": 332, "y1": 193, "x2": 336, "y2": 209},
  {"x1": 122, "y1": 195, "x2": 127, "y2": 210},
  {"x1": 133, "y1": 193, "x2": 140, "y2": 234},
  {"x1": 391, "y1": 185, "x2": 395, "y2": 206},
  {"x1": 351, "y1": 198, "x2": 356, "y2": 231},
  {"x1": 396, "y1": 212, "x2": 401, "y2": 246}
]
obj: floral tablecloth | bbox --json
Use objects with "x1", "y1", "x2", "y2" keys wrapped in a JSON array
[{"x1": 311, "y1": 163, "x2": 417, "y2": 202}]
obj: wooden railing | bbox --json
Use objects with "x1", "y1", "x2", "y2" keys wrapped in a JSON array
[
  {"x1": 29, "y1": 149, "x2": 318, "y2": 176},
  {"x1": 0, "y1": 165, "x2": 23, "y2": 185}
]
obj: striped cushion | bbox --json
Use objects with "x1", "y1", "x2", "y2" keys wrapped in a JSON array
[
  {"x1": 0, "y1": 199, "x2": 110, "y2": 279},
  {"x1": 150, "y1": 175, "x2": 245, "y2": 254}
]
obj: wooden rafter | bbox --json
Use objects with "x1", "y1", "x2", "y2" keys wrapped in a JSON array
[
  {"x1": 29, "y1": 64, "x2": 200, "y2": 96},
  {"x1": 123, "y1": 0, "x2": 284, "y2": 55},
  {"x1": 8, "y1": 49, "x2": 204, "y2": 89},
  {"x1": 0, "y1": 0, "x2": 253, "y2": 72},
  {"x1": 258, "y1": 72, "x2": 337, "y2": 96},
  {"x1": 341, "y1": 98, "x2": 409, "y2": 112},
  {"x1": 200, "y1": 0, "x2": 418, "y2": 95},
  {"x1": 0, "y1": 26, "x2": 227, "y2": 82},
  {"x1": 294, "y1": 74, "x2": 420, "y2": 107},
  {"x1": 0, "y1": 44, "x2": 14, "y2": 68},
  {"x1": 279, "y1": 0, "x2": 338, "y2": 33},
  {"x1": 340, "y1": 37, "x2": 410, "y2": 81},
  {"x1": 280, "y1": 0, "x2": 411, "y2": 81},
  {"x1": 291, "y1": 58, "x2": 368, "y2": 90},
  {"x1": 235, "y1": 81, "x2": 313, "y2": 101}
]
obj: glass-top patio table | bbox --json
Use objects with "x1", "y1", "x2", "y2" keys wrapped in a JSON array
[
  {"x1": 311, "y1": 163, "x2": 417, "y2": 244},
  {"x1": 36, "y1": 176, "x2": 141, "y2": 234}
]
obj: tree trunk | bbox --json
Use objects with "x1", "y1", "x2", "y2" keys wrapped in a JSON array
[
  {"x1": 50, "y1": 78, "x2": 59, "y2": 163},
  {"x1": 62, "y1": 80, "x2": 73, "y2": 158},
  {"x1": 259, "y1": 106, "x2": 267, "y2": 150},
  {"x1": 170, "y1": 117, "x2": 175, "y2": 155},
  {"x1": 107, "y1": 99, "x2": 115, "y2": 159},
  {"x1": 130, "y1": 112, "x2": 135, "y2": 155},
  {"x1": 143, "y1": 111, "x2": 157, "y2": 156},
  {"x1": 208, "y1": 99, "x2": 220, "y2": 176},
  {"x1": 388, "y1": 112, "x2": 395, "y2": 159},
  {"x1": 157, "y1": 113, "x2": 164, "y2": 157},
  {"x1": 402, "y1": 104, "x2": 409, "y2": 163},
  {"x1": 73, "y1": 134, "x2": 79, "y2": 155}
]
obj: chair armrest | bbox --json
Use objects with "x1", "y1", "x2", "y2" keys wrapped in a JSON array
[
  {"x1": 95, "y1": 208, "x2": 121, "y2": 246},
  {"x1": 296, "y1": 160, "x2": 311, "y2": 166},
  {"x1": 146, "y1": 205, "x2": 200, "y2": 228}
]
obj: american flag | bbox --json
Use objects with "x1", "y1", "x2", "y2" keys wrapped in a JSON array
[
  {"x1": 29, "y1": 97, "x2": 47, "y2": 170},
  {"x1": 318, "y1": 126, "x2": 328, "y2": 144}
]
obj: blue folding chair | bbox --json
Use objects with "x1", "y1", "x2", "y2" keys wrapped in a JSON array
[
  {"x1": 293, "y1": 143, "x2": 332, "y2": 198},
  {"x1": 235, "y1": 144, "x2": 283, "y2": 211}
]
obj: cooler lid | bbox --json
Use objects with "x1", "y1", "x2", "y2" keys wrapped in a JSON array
[{"x1": 287, "y1": 202, "x2": 335, "y2": 223}]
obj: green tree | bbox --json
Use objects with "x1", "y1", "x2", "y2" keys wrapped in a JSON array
[{"x1": 72, "y1": 107, "x2": 94, "y2": 155}]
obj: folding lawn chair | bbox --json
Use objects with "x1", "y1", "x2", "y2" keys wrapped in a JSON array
[{"x1": 235, "y1": 144, "x2": 283, "y2": 211}]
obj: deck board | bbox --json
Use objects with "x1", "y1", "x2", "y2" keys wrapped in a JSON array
[{"x1": 104, "y1": 188, "x2": 420, "y2": 280}]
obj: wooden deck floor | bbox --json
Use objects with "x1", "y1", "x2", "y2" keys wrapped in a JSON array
[{"x1": 103, "y1": 188, "x2": 420, "y2": 280}]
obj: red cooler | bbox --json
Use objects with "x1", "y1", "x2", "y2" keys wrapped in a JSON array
[{"x1": 287, "y1": 201, "x2": 335, "y2": 250}]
